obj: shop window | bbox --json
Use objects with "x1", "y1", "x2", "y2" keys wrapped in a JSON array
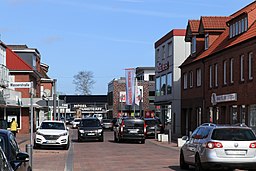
[
  {"x1": 240, "y1": 105, "x2": 246, "y2": 124},
  {"x1": 230, "y1": 105, "x2": 238, "y2": 124},
  {"x1": 249, "y1": 104, "x2": 256, "y2": 127},
  {"x1": 6, "y1": 108, "x2": 20, "y2": 129}
]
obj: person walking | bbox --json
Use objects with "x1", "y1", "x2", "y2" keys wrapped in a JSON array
[{"x1": 10, "y1": 118, "x2": 18, "y2": 137}]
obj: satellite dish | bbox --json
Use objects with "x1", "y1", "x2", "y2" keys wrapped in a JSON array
[{"x1": 43, "y1": 89, "x2": 51, "y2": 97}]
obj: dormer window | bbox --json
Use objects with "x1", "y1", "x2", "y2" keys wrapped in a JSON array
[
  {"x1": 191, "y1": 36, "x2": 196, "y2": 53},
  {"x1": 229, "y1": 16, "x2": 248, "y2": 38},
  {"x1": 205, "y1": 34, "x2": 209, "y2": 50}
]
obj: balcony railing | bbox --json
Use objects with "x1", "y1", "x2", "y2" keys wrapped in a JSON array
[{"x1": 0, "y1": 64, "x2": 9, "y2": 87}]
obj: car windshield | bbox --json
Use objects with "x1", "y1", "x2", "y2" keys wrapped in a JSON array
[
  {"x1": 145, "y1": 119, "x2": 159, "y2": 126},
  {"x1": 40, "y1": 122, "x2": 65, "y2": 130},
  {"x1": 80, "y1": 120, "x2": 100, "y2": 127},
  {"x1": 211, "y1": 128, "x2": 256, "y2": 141}
]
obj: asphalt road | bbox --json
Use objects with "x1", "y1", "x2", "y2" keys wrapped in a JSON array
[{"x1": 31, "y1": 128, "x2": 182, "y2": 171}]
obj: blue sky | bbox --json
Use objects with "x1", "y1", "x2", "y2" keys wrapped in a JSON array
[{"x1": 0, "y1": 0, "x2": 253, "y2": 95}]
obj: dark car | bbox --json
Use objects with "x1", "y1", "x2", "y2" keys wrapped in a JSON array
[
  {"x1": 0, "y1": 130, "x2": 31, "y2": 171},
  {"x1": 78, "y1": 118, "x2": 104, "y2": 142},
  {"x1": 144, "y1": 117, "x2": 164, "y2": 138},
  {"x1": 113, "y1": 117, "x2": 145, "y2": 144},
  {"x1": 101, "y1": 119, "x2": 113, "y2": 130},
  {"x1": 0, "y1": 146, "x2": 13, "y2": 171}
]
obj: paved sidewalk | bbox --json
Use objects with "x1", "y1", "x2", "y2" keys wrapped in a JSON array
[
  {"x1": 16, "y1": 133, "x2": 31, "y2": 151},
  {"x1": 147, "y1": 138, "x2": 180, "y2": 151}
]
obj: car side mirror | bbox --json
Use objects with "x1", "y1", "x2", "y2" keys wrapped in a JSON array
[{"x1": 181, "y1": 136, "x2": 189, "y2": 141}]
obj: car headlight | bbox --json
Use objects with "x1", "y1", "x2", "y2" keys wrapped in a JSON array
[
  {"x1": 60, "y1": 132, "x2": 68, "y2": 136},
  {"x1": 79, "y1": 130, "x2": 85, "y2": 133},
  {"x1": 36, "y1": 131, "x2": 44, "y2": 136},
  {"x1": 98, "y1": 129, "x2": 103, "y2": 133}
]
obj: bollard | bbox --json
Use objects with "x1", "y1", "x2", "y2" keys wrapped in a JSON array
[
  {"x1": 155, "y1": 125, "x2": 157, "y2": 140},
  {"x1": 26, "y1": 144, "x2": 33, "y2": 168},
  {"x1": 168, "y1": 128, "x2": 171, "y2": 144}
]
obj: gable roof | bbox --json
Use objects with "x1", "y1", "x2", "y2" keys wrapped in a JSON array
[
  {"x1": 185, "y1": 20, "x2": 200, "y2": 42},
  {"x1": 199, "y1": 16, "x2": 230, "y2": 33},
  {"x1": 182, "y1": 1, "x2": 256, "y2": 67}
]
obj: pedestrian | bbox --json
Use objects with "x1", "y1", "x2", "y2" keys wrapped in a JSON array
[{"x1": 10, "y1": 118, "x2": 18, "y2": 137}]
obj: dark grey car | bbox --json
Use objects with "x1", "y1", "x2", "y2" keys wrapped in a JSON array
[
  {"x1": 113, "y1": 117, "x2": 145, "y2": 144},
  {"x1": 78, "y1": 118, "x2": 104, "y2": 142}
]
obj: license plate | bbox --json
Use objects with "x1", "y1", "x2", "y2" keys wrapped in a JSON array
[
  {"x1": 129, "y1": 129, "x2": 138, "y2": 133},
  {"x1": 225, "y1": 150, "x2": 246, "y2": 155},
  {"x1": 87, "y1": 133, "x2": 95, "y2": 136},
  {"x1": 47, "y1": 140, "x2": 56, "y2": 144}
]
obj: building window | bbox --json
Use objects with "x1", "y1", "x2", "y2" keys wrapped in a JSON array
[
  {"x1": 167, "y1": 72, "x2": 172, "y2": 94},
  {"x1": 192, "y1": 36, "x2": 196, "y2": 53},
  {"x1": 168, "y1": 42, "x2": 173, "y2": 57},
  {"x1": 245, "y1": 17, "x2": 248, "y2": 31},
  {"x1": 230, "y1": 58, "x2": 234, "y2": 83},
  {"x1": 241, "y1": 18, "x2": 245, "y2": 33},
  {"x1": 32, "y1": 56, "x2": 36, "y2": 69},
  {"x1": 238, "y1": 20, "x2": 241, "y2": 34},
  {"x1": 215, "y1": 64, "x2": 218, "y2": 87},
  {"x1": 224, "y1": 60, "x2": 227, "y2": 85},
  {"x1": 240, "y1": 55, "x2": 244, "y2": 81},
  {"x1": 162, "y1": 45, "x2": 165, "y2": 59},
  {"x1": 183, "y1": 73, "x2": 188, "y2": 89},
  {"x1": 156, "y1": 49, "x2": 160, "y2": 61},
  {"x1": 196, "y1": 68, "x2": 201, "y2": 87},
  {"x1": 209, "y1": 65, "x2": 213, "y2": 88},
  {"x1": 189, "y1": 71, "x2": 193, "y2": 88},
  {"x1": 149, "y1": 75, "x2": 155, "y2": 81},
  {"x1": 161, "y1": 75, "x2": 166, "y2": 95},
  {"x1": 205, "y1": 34, "x2": 209, "y2": 50},
  {"x1": 155, "y1": 77, "x2": 160, "y2": 96},
  {"x1": 249, "y1": 52, "x2": 253, "y2": 80},
  {"x1": 235, "y1": 22, "x2": 239, "y2": 36},
  {"x1": 229, "y1": 25, "x2": 233, "y2": 38}
]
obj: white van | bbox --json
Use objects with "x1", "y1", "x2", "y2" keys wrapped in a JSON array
[{"x1": 93, "y1": 114, "x2": 103, "y2": 122}]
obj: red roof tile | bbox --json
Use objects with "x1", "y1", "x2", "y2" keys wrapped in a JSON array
[
  {"x1": 201, "y1": 16, "x2": 230, "y2": 30},
  {"x1": 189, "y1": 20, "x2": 200, "y2": 33}
]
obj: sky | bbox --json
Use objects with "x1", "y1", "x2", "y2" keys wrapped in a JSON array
[{"x1": 0, "y1": 0, "x2": 253, "y2": 95}]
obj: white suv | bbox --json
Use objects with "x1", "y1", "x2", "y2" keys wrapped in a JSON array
[
  {"x1": 180, "y1": 123, "x2": 256, "y2": 171},
  {"x1": 34, "y1": 120, "x2": 70, "y2": 150}
]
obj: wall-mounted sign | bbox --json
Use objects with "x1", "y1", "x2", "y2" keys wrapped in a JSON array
[
  {"x1": 157, "y1": 61, "x2": 169, "y2": 73},
  {"x1": 211, "y1": 93, "x2": 237, "y2": 105},
  {"x1": 9, "y1": 82, "x2": 31, "y2": 88}
]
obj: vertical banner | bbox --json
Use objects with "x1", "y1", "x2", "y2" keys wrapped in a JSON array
[{"x1": 125, "y1": 68, "x2": 135, "y2": 105}]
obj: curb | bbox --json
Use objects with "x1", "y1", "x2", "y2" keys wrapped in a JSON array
[{"x1": 147, "y1": 139, "x2": 180, "y2": 151}]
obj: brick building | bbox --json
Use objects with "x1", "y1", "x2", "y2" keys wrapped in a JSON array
[
  {"x1": 107, "y1": 67, "x2": 155, "y2": 119},
  {"x1": 180, "y1": 1, "x2": 256, "y2": 135}
]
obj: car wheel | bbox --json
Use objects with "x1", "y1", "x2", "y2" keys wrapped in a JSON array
[
  {"x1": 195, "y1": 154, "x2": 204, "y2": 171},
  {"x1": 141, "y1": 139, "x2": 145, "y2": 144},
  {"x1": 99, "y1": 136, "x2": 104, "y2": 142},
  {"x1": 27, "y1": 166, "x2": 32, "y2": 171},
  {"x1": 33, "y1": 141, "x2": 39, "y2": 149},
  {"x1": 64, "y1": 142, "x2": 69, "y2": 150},
  {"x1": 179, "y1": 150, "x2": 189, "y2": 170}
]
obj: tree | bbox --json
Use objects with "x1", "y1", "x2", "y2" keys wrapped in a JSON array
[{"x1": 73, "y1": 70, "x2": 95, "y2": 95}]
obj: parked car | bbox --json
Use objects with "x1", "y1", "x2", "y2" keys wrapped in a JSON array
[
  {"x1": 144, "y1": 118, "x2": 164, "y2": 138},
  {"x1": 78, "y1": 117, "x2": 104, "y2": 142},
  {"x1": 101, "y1": 119, "x2": 113, "y2": 130},
  {"x1": 71, "y1": 118, "x2": 82, "y2": 129},
  {"x1": 0, "y1": 129, "x2": 31, "y2": 171},
  {"x1": 113, "y1": 117, "x2": 145, "y2": 144},
  {"x1": 180, "y1": 123, "x2": 256, "y2": 171},
  {"x1": 0, "y1": 146, "x2": 13, "y2": 171},
  {"x1": 34, "y1": 120, "x2": 70, "y2": 150}
]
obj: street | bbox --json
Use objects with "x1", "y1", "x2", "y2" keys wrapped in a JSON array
[{"x1": 23, "y1": 128, "x2": 182, "y2": 171}]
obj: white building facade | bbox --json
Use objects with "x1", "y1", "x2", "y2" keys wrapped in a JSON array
[{"x1": 154, "y1": 29, "x2": 190, "y2": 139}]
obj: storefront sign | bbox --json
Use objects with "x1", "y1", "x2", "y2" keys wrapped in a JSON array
[
  {"x1": 157, "y1": 61, "x2": 169, "y2": 73},
  {"x1": 211, "y1": 93, "x2": 237, "y2": 105},
  {"x1": 9, "y1": 82, "x2": 31, "y2": 88},
  {"x1": 73, "y1": 104, "x2": 102, "y2": 111}
]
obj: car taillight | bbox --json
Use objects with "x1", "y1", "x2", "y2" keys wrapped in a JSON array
[
  {"x1": 249, "y1": 142, "x2": 256, "y2": 148},
  {"x1": 206, "y1": 142, "x2": 223, "y2": 149},
  {"x1": 144, "y1": 123, "x2": 147, "y2": 134},
  {"x1": 120, "y1": 120, "x2": 125, "y2": 133}
]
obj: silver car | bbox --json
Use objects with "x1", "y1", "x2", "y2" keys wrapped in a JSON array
[{"x1": 180, "y1": 123, "x2": 256, "y2": 171}]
